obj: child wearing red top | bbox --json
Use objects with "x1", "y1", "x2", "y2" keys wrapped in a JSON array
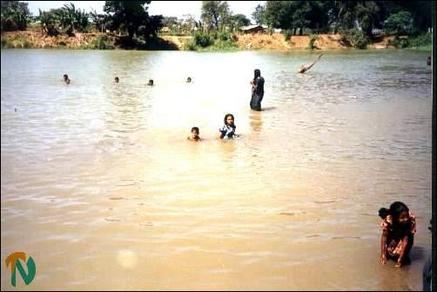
[{"x1": 379, "y1": 201, "x2": 416, "y2": 268}]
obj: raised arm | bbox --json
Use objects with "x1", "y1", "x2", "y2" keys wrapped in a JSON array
[{"x1": 298, "y1": 54, "x2": 323, "y2": 73}]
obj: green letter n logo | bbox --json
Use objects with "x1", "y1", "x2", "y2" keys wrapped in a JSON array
[{"x1": 5, "y1": 252, "x2": 36, "y2": 287}]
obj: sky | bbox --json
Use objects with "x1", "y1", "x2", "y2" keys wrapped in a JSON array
[{"x1": 25, "y1": 1, "x2": 265, "y2": 22}]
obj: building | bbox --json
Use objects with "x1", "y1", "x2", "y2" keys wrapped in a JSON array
[{"x1": 239, "y1": 25, "x2": 268, "y2": 34}]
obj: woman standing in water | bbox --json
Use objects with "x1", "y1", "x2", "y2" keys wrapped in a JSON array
[{"x1": 250, "y1": 69, "x2": 265, "y2": 111}]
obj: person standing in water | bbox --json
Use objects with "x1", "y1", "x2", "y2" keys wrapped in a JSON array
[
  {"x1": 250, "y1": 69, "x2": 265, "y2": 111},
  {"x1": 298, "y1": 54, "x2": 323, "y2": 73}
]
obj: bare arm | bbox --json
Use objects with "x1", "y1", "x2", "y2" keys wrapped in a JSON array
[
  {"x1": 380, "y1": 230, "x2": 388, "y2": 264},
  {"x1": 298, "y1": 54, "x2": 323, "y2": 73}
]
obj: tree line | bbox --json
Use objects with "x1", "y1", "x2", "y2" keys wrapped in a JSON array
[
  {"x1": 252, "y1": 1, "x2": 432, "y2": 37},
  {"x1": 1, "y1": 0, "x2": 432, "y2": 49}
]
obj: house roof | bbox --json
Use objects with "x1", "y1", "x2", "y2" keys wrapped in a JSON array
[{"x1": 240, "y1": 24, "x2": 268, "y2": 31}]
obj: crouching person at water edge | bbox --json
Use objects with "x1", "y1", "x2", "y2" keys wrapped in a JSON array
[
  {"x1": 250, "y1": 69, "x2": 265, "y2": 111},
  {"x1": 379, "y1": 201, "x2": 415, "y2": 268}
]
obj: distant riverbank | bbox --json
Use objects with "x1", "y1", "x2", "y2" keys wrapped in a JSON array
[{"x1": 1, "y1": 30, "x2": 431, "y2": 51}]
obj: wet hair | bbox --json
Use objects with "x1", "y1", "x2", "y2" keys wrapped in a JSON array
[
  {"x1": 115, "y1": 77, "x2": 119, "y2": 82},
  {"x1": 147, "y1": 79, "x2": 154, "y2": 86},
  {"x1": 378, "y1": 201, "x2": 409, "y2": 221},
  {"x1": 223, "y1": 113, "x2": 235, "y2": 127},
  {"x1": 191, "y1": 127, "x2": 199, "y2": 133},
  {"x1": 63, "y1": 74, "x2": 69, "y2": 80},
  {"x1": 254, "y1": 69, "x2": 261, "y2": 80},
  {"x1": 186, "y1": 77, "x2": 192, "y2": 83}
]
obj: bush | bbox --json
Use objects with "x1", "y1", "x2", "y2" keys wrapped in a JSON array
[
  {"x1": 339, "y1": 28, "x2": 369, "y2": 49},
  {"x1": 217, "y1": 31, "x2": 231, "y2": 41},
  {"x1": 283, "y1": 29, "x2": 293, "y2": 41},
  {"x1": 193, "y1": 32, "x2": 214, "y2": 47},
  {"x1": 308, "y1": 34, "x2": 318, "y2": 49},
  {"x1": 89, "y1": 35, "x2": 114, "y2": 49},
  {"x1": 408, "y1": 33, "x2": 432, "y2": 48},
  {"x1": 388, "y1": 36, "x2": 409, "y2": 48}
]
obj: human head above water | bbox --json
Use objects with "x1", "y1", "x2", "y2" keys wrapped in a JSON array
[
  {"x1": 190, "y1": 127, "x2": 200, "y2": 140},
  {"x1": 186, "y1": 77, "x2": 192, "y2": 83},
  {"x1": 63, "y1": 74, "x2": 69, "y2": 81},
  {"x1": 147, "y1": 79, "x2": 154, "y2": 86},
  {"x1": 224, "y1": 113, "x2": 235, "y2": 126},
  {"x1": 115, "y1": 77, "x2": 119, "y2": 83},
  {"x1": 379, "y1": 201, "x2": 410, "y2": 224}
]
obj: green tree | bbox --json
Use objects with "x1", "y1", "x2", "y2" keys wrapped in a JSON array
[
  {"x1": 201, "y1": 1, "x2": 231, "y2": 31},
  {"x1": 383, "y1": 10, "x2": 413, "y2": 35},
  {"x1": 229, "y1": 14, "x2": 250, "y2": 31},
  {"x1": 90, "y1": 9, "x2": 109, "y2": 32},
  {"x1": 252, "y1": 4, "x2": 266, "y2": 25},
  {"x1": 103, "y1": 1, "x2": 151, "y2": 39},
  {"x1": 59, "y1": 3, "x2": 89, "y2": 36},
  {"x1": 38, "y1": 3, "x2": 89, "y2": 37},
  {"x1": 1, "y1": 1, "x2": 30, "y2": 31}
]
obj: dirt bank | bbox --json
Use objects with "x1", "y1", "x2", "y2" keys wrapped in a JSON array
[{"x1": 2, "y1": 31, "x2": 396, "y2": 50}]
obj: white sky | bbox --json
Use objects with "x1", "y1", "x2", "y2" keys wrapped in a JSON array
[{"x1": 25, "y1": 1, "x2": 265, "y2": 22}]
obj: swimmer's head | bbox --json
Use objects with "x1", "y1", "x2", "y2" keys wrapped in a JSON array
[
  {"x1": 147, "y1": 79, "x2": 154, "y2": 86},
  {"x1": 186, "y1": 77, "x2": 192, "y2": 83},
  {"x1": 115, "y1": 77, "x2": 119, "y2": 83},
  {"x1": 190, "y1": 127, "x2": 200, "y2": 140},
  {"x1": 224, "y1": 113, "x2": 235, "y2": 127}
]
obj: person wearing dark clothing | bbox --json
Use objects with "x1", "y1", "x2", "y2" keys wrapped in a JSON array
[{"x1": 250, "y1": 69, "x2": 265, "y2": 111}]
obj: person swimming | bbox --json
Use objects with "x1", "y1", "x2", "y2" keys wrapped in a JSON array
[
  {"x1": 298, "y1": 54, "x2": 323, "y2": 73},
  {"x1": 187, "y1": 127, "x2": 201, "y2": 141},
  {"x1": 219, "y1": 113, "x2": 237, "y2": 139},
  {"x1": 147, "y1": 79, "x2": 154, "y2": 86},
  {"x1": 186, "y1": 77, "x2": 192, "y2": 83},
  {"x1": 115, "y1": 77, "x2": 119, "y2": 83},
  {"x1": 63, "y1": 74, "x2": 70, "y2": 84},
  {"x1": 379, "y1": 201, "x2": 416, "y2": 268}
]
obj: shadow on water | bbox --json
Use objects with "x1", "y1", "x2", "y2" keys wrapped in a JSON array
[
  {"x1": 261, "y1": 106, "x2": 276, "y2": 111},
  {"x1": 409, "y1": 245, "x2": 425, "y2": 262}
]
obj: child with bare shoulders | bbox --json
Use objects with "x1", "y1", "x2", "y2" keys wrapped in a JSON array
[
  {"x1": 187, "y1": 127, "x2": 201, "y2": 141},
  {"x1": 379, "y1": 201, "x2": 416, "y2": 268}
]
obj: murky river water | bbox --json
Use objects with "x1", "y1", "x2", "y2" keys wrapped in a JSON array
[{"x1": 1, "y1": 49, "x2": 432, "y2": 290}]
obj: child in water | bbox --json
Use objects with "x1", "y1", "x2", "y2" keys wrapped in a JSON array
[
  {"x1": 63, "y1": 74, "x2": 70, "y2": 84},
  {"x1": 379, "y1": 201, "x2": 416, "y2": 268},
  {"x1": 219, "y1": 113, "x2": 237, "y2": 139},
  {"x1": 187, "y1": 127, "x2": 201, "y2": 141}
]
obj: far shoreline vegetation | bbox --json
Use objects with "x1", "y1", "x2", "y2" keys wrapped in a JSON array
[{"x1": 1, "y1": 1, "x2": 432, "y2": 52}]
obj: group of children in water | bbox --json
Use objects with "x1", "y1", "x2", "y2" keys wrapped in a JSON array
[
  {"x1": 63, "y1": 72, "x2": 239, "y2": 141},
  {"x1": 62, "y1": 70, "x2": 429, "y2": 272}
]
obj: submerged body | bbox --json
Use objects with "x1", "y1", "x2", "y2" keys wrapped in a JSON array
[{"x1": 250, "y1": 69, "x2": 265, "y2": 111}]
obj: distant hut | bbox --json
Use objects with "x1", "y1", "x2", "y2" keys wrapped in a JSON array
[
  {"x1": 160, "y1": 27, "x2": 171, "y2": 34},
  {"x1": 239, "y1": 25, "x2": 267, "y2": 34}
]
